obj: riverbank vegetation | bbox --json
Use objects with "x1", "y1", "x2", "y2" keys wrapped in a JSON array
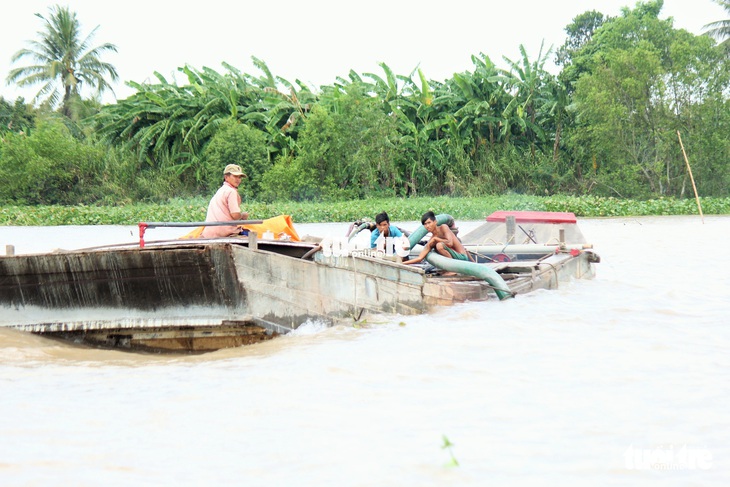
[
  {"x1": 1, "y1": 194, "x2": 725, "y2": 226},
  {"x1": 1, "y1": 1, "x2": 729, "y2": 219}
]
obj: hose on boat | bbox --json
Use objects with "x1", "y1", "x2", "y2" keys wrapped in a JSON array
[
  {"x1": 407, "y1": 214, "x2": 513, "y2": 300},
  {"x1": 301, "y1": 244, "x2": 322, "y2": 260},
  {"x1": 347, "y1": 222, "x2": 374, "y2": 241},
  {"x1": 347, "y1": 220, "x2": 412, "y2": 242},
  {"x1": 425, "y1": 252, "x2": 514, "y2": 300},
  {"x1": 407, "y1": 214, "x2": 456, "y2": 249}
]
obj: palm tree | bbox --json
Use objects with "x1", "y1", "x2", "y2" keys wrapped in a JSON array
[
  {"x1": 703, "y1": 0, "x2": 730, "y2": 52},
  {"x1": 6, "y1": 5, "x2": 118, "y2": 118}
]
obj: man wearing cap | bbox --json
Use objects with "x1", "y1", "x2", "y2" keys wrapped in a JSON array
[{"x1": 201, "y1": 164, "x2": 250, "y2": 238}]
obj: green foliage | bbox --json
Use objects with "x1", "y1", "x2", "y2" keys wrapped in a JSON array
[
  {"x1": 90, "y1": 60, "x2": 315, "y2": 190},
  {"x1": 0, "y1": 198, "x2": 209, "y2": 226},
  {"x1": 292, "y1": 96, "x2": 402, "y2": 199},
  {"x1": 6, "y1": 5, "x2": 118, "y2": 119},
  {"x1": 202, "y1": 120, "x2": 271, "y2": 197},
  {"x1": 258, "y1": 155, "x2": 321, "y2": 202},
  {"x1": 91, "y1": 72, "x2": 212, "y2": 179},
  {"x1": 563, "y1": 0, "x2": 730, "y2": 198},
  {"x1": 0, "y1": 116, "x2": 192, "y2": 206},
  {"x1": 2, "y1": 195, "x2": 727, "y2": 227},
  {"x1": 702, "y1": 0, "x2": 730, "y2": 52},
  {"x1": 0, "y1": 97, "x2": 36, "y2": 134},
  {"x1": 104, "y1": 152, "x2": 191, "y2": 205},
  {"x1": 3, "y1": 1, "x2": 728, "y2": 206},
  {"x1": 441, "y1": 435, "x2": 459, "y2": 468},
  {"x1": 541, "y1": 194, "x2": 730, "y2": 216},
  {"x1": 556, "y1": 10, "x2": 607, "y2": 74},
  {"x1": 0, "y1": 118, "x2": 106, "y2": 204}
]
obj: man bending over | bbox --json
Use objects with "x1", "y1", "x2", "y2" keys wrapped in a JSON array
[{"x1": 402, "y1": 211, "x2": 469, "y2": 265}]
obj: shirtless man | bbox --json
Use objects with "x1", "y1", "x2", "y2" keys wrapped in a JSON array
[{"x1": 402, "y1": 211, "x2": 470, "y2": 265}]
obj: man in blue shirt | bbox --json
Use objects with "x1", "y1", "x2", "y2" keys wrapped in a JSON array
[{"x1": 370, "y1": 211, "x2": 403, "y2": 248}]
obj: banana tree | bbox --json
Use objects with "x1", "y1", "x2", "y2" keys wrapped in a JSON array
[
  {"x1": 497, "y1": 43, "x2": 554, "y2": 158},
  {"x1": 447, "y1": 53, "x2": 508, "y2": 149}
]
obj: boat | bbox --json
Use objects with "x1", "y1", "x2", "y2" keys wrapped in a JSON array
[{"x1": 0, "y1": 211, "x2": 599, "y2": 353}]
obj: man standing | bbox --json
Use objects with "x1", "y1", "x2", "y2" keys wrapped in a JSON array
[
  {"x1": 402, "y1": 211, "x2": 469, "y2": 264},
  {"x1": 370, "y1": 211, "x2": 403, "y2": 248},
  {"x1": 201, "y1": 164, "x2": 250, "y2": 238}
]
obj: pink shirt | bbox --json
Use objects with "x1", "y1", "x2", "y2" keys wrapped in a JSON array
[{"x1": 201, "y1": 182, "x2": 242, "y2": 238}]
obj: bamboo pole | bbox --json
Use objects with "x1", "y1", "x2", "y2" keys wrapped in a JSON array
[{"x1": 677, "y1": 131, "x2": 704, "y2": 224}]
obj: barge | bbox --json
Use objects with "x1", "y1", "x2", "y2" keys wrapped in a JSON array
[{"x1": 0, "y1": 212, "x2": 599, "y2": 352}]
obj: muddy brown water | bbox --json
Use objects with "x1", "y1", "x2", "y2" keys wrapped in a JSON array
[{"x1": 1, "y1": 216, "x2": 728, "y2": 486}]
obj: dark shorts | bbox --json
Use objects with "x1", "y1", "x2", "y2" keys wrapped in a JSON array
[{"x1": 446, "y1": 247, "x2": 469, "y2": 261}]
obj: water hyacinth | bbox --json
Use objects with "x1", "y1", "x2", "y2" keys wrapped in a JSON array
[{"x1": 0, "y1": 194, "x2": 727, "y2": 226}]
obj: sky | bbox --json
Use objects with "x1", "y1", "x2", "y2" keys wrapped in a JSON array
[{"x1": 1, "y1": 0, "x2": 726, "y2": 105}]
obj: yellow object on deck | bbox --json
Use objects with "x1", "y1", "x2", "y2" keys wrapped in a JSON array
[
  {"x1": 180, "y1": 215, "x2": 300, "y2": 242},
  {"x1": 181, "y1": 226, "x2": 205, "y2": 239},
  {"x1": 242, "y1": 215, "x2": 301, "y2": 241}
]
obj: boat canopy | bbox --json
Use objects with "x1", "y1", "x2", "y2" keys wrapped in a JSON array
[
  {"x1": 486, "y1": 211, "x2": 577, "y2": 224},
  {"x1": 461, "y1": 211, "x2": 587, "y2": 246}
]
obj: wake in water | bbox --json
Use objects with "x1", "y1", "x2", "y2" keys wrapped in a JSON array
[{"x1": 289, "y1": 319, "x2": 331, "y2": 336}]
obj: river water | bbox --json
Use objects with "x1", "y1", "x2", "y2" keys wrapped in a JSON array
[{"x1": 1, "y1": 216, "x2": 728, "y2": 486}]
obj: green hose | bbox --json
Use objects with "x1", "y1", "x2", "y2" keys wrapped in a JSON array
[
  {"x1": 407, "y1": 214, "x2": 454, "y2": 248},
  {"x1": 348, "y1": 222, "x2": 372, "y2": 241},
  {"x1": 425, "y1": 253, "x2": 513, "y2": 300},
  {"x1": 407, "y1": 214, "x2": 513, "y2": 300}
]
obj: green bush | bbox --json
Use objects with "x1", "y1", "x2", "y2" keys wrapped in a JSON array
[
  {"x1": 258, "y1": 155, "x2": 323, "y2": 202},
  {"x1": 291, "y1": 98, "x2": 403, "y2": 200},
  {"x1": 3, "y1": 194, "x2": 725, "y2": 227},
  {"x1": 0, "y1": 118, "x2": 107, "y2": 205},
  {"x1": 201, "y1": 121, "x2": 271, "y2": 198}
]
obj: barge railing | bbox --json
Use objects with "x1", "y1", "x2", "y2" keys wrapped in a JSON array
[{"x1": 138, "y1": 220, "x2": 264, "y2": 247}]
